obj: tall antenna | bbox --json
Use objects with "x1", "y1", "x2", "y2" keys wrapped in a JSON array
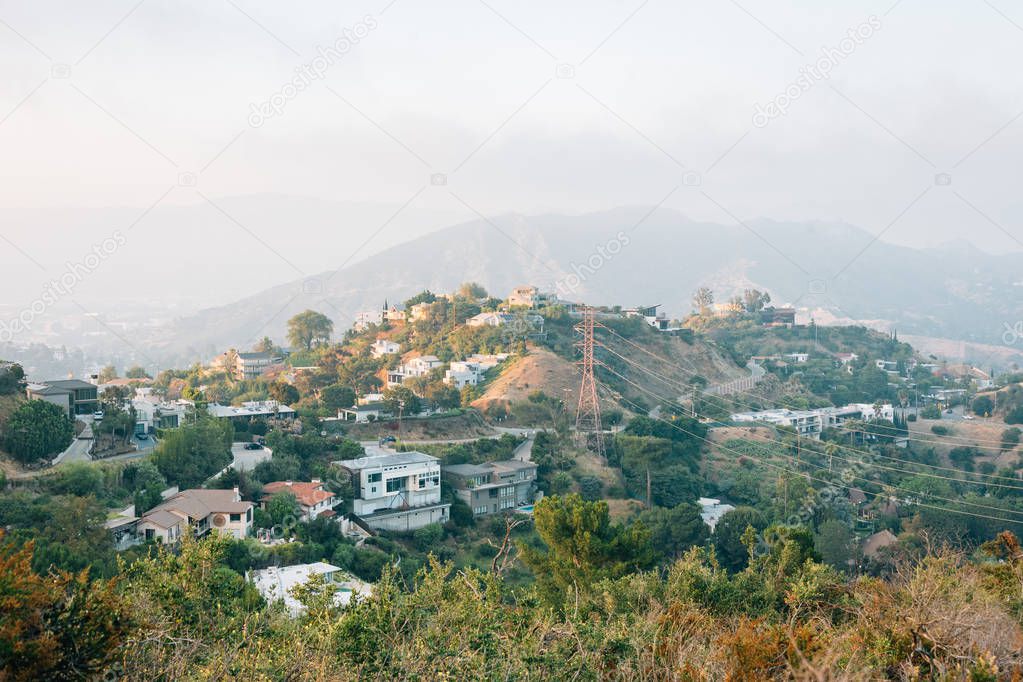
[{"x1": 575, "y1": 307, "x2": 605, "y2": 460}]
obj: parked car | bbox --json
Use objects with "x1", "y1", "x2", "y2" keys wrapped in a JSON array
[
  {"x1": 244, "y1": 442, "x2": 263, "y2": 450},
  {"x1": 379, "y1": 435, "x2": 396, "y2": 445},
  {"x1": 137, "y1": 432, "x2": 149, "y2": 440},
  {"x1": 93, "y1": 411, "x2": 104, "y2": 420}
]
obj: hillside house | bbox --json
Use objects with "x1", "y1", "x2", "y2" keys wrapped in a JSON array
[
  {"x1": 387, "y1": 355, "x2": 443, "y2": 386},
  {"x1": 370, "y1": 339, "x2": 400, "y2": 358},
  {"x1": 26, "y1": 378, "x2": 99, "y2": 416},
  {"x1": 443, "y1": 460, "x2": 537, "y2": 515},
  {"x1": 137, "y1": 488, "x2": 253, "y2": 543},
  {"x1": 260, "y1": 480, "x2": 338, "y2": 520},
  {"x1": 249, "y1": 563, "x2": 372, "y2": 616},
  {"x1": 354, "y1": 310, "x2": 384, "y2": 330},
  {"x1": 334, "y1": 449, "x2": 450, "y2": 531},
  {"x1": 507, "y1": 285, "x2": 557, "y2": 308},
  {"x1": 760, "y1": 307, "x2": 796, "y2": 327}
]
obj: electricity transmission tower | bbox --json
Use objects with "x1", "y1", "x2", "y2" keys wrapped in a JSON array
[{"x1": 575, "y1": 307, "x2": 605, "y2": 460}]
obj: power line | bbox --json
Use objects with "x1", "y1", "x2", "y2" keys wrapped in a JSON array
[
  {"x1": 607, "y1": 386, "x2": 1023, "y2": 527},
  {"x1": 601, "y1": 365, "x2": 1023, "y2": 501}
]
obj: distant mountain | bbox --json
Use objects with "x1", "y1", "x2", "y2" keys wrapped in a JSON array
[{"x1": 148, "y1": 207, "x2": 1023, "y2": 365}]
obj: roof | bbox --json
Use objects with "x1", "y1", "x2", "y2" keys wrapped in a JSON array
[
  {"x1": 335, "y1": 449, "x2": 438, "y2": 470},
  {"x1": 28, "y1": 384, "x2": 73, "y2": 396},
  {"x1": 208, "y1": 401, "x2": 296, "y2": 418},
  {"x1": 249, "y1": 562, "x2": 371, "y2": 615},
  {"x1": 144, "y1": 489, "x2": 252, "y2": 523},
  {"x1": 238, "y1": 352, "x2": 275, "y2": 361},
  {"x1": 261, "y1": 481, "x2": 336, "y2": 508},
  {"x1": 40, "y1": 379, "x2": 97, "y2": 390},
  {"x1": 140, "y1": 509, "x2": 184, "y2": 529},
  {"x1": 445, "y1": 460, "x2": 537, "y2": 477}
]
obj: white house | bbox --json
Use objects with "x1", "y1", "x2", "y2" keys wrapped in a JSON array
[
  {"x1": 444, "y1": 360, "x2": 484, "y2": 389},
  {"x1": 408, "y1": 302, "x2": 432, "y2": 321},
  {"x1": 731, "y1": 403, "x2": 896, "y2": 439},
  {"x1": 466, "y1": 311, "x2": 508, "y2": 327},
  {"x1": 354, "y1": 310, "x2": 384, "y2": 330},
  {"x1": 338, "y1": 404, "x2": 385, "y2": 423},
  {"x1": 698, "y1": 497, "x2": 735, "y2": 532},
  {"x1": 370, "y1": 339, "x2": 400, "y2": 358},
  {"x1": 249, "y1": 562, "x2": 372, "y2": 616},
  {"x1": 334, "y1": 448, "x2": 450, "y2": 531},
  {"x1": 387, "y1": 355, "x2": 443, "y2": 386}
]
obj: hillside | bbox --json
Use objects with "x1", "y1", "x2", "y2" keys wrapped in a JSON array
[{"x1": 134, "y1": 206, "x2": 1023, "y2": 366}]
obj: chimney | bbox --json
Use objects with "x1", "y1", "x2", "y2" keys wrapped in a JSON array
[{"x1": 233, "y1": 486, "x2": 240, "y2": 499}]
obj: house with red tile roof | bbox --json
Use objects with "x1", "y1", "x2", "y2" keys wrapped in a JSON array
[{"x1": 260, "y1": 479, "x2": 339, "y2": 521}]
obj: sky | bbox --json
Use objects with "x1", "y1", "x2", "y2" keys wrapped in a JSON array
[{"x1": 1, "y1": 0, "x2": 1022, "y2": 311}]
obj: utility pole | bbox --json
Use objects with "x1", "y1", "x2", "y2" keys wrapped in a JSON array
[
  {"x1": 575, "y1": 307, "x2": 605, "y2": 461},
  {"x1": 397, "y1": 399, "x2": 405, "y2": 443},
  {"x1": 646, "y1": 467, "x2": 652, "y2": 509}
]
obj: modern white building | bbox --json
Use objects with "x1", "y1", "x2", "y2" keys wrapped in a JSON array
[
  {"x1": 249, "y1": 562, "x2": 372, "y2": 616},
  {"x1": 730, "y1": 403, "x2": 896, "y2": 439},
  {"x1": 386, "y1": 355, "x2": 443, "y2": 387},
  {"x1": 334, "y1": 448, "x2": 450, "y2": 532},
  {"x1": 507, "y1": 285, "x2": 557, "y2": 309}
]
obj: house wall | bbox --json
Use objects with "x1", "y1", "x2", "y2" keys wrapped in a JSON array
[{"x1": 365, "y1": 504, "x2": 450, "y2": 531}]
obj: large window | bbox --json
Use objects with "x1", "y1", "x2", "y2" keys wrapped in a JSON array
[
  {"x1": 368, "y1": 472, "x2": 382, "y2": 483},
  {"x1": 386, "y1": 477, "x2": 404, "y2": 493}
]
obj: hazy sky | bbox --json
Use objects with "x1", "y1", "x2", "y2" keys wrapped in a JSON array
[{"x1": 2, "y1": 0, "x2": 1022, "y2": 309}]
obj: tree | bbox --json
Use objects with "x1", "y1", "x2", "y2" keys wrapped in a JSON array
[
  {"x1": 125, "y1": 366, "x2": 151, "y2": 379},
  {"x1": 741, "y1": 288, "x2": 771, "y2": 313},
  {"x1": 973, "y1": 395, "x2": 994, "y2": 417},
  {"x1": 713, "y1": 506, "x2": 767, "y2": 572},
  {"x1": 320, "y1": 383, "x2": 356, "y2": 411},
  {"x1": 97, "y1": 365, "x2": 118, "y2": 383},
  {"x1": 287, "y1": 310, "x2": 334, "y2": 350},
  {"x1": 383, "y1": 386, "x2": 421, "y2": 415},
  {"x1": 3, "y1": 400, "x2": 73, "y2": 464},
  {"x1": 457, "y1": 282, "x2": 488, "y2": 299},
  {"x1": 0, "y1": 362, "x2": 25, "y2": 395},
  {"x1": 635, "y1": 503, "x2": 709, "y2": 560},
  {"x1": 814, "y1": 519, "x2": 855, "y2": 572},
  {"x1": 0, "y1": 533, "x2": 132, "y2": 680},
  {"x1": 520, "y1": 494, "x2": 656, "y2": 607},
  {"x1": 692, "y1": 287, "x2": 714, "y2": 315},
  {"x1": 253, "y1": 336, "x2": 279, "y2": 354},
  {"x1": 269, "y1": 381, "x2": 299, "y2": 406},
  {"x1": 267, "y1": 492, "x2": 300, "y2": 525}
]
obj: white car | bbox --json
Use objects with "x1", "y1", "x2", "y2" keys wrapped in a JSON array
[{"x1": 93, "y1": 411, "x2": 104, "y2": 420}]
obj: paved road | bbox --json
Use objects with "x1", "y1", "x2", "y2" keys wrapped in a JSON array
[
  {"x1": 512, "y1": 433, "x2": 535, "y2": 462},
  {"x1": 53, "y1": 421, "x2": 94, "y2": 464}
]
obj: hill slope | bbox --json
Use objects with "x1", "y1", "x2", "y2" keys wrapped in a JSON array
[{"x1": 149, "y1": 206, "x2": 1023, "y2": 364}]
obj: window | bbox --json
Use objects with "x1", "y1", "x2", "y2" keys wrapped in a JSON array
[
  {"x1": 386, "y1": 478, "x2": 404, "y2": 493},
  {"x1": 229, "y1": 513, "x2": 241, "y2": 522},
  {"x1": 474, "y1": 506, "x2": 488, "y2": 515},
  {"x1": 488, "y1": 488, "x2": 499, "y2": 498},
  {"x1": 368, "y1": 472, "x2": 382, "y2": 483}
]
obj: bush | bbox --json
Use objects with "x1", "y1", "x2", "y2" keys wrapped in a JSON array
[
  {"x1": 920, "y1": 405, "x2": 942, "y2": 420},
  {"x1": 1002, "y1": 427, "x2": 1021, "y2": 451},
  {"x1": 413, "y1": 523, "x2": 444, "y2": 551},
  {"x1": 931, "y1": 425, "x2": 950, "y2": 436},
  {"x1": 3, "y1": 400, "x2": 73, "y2": 463},
  {"x1": 577, "y1": 475, "x2": 603, "y2": 501}
]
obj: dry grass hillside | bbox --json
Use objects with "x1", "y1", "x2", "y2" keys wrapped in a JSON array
[
  {"x1": 474, "y1": 334, "x2": 746, "y2": 418},
  {"x1": 472, "y1": 347, "x2": 579, "y2": 414}
]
